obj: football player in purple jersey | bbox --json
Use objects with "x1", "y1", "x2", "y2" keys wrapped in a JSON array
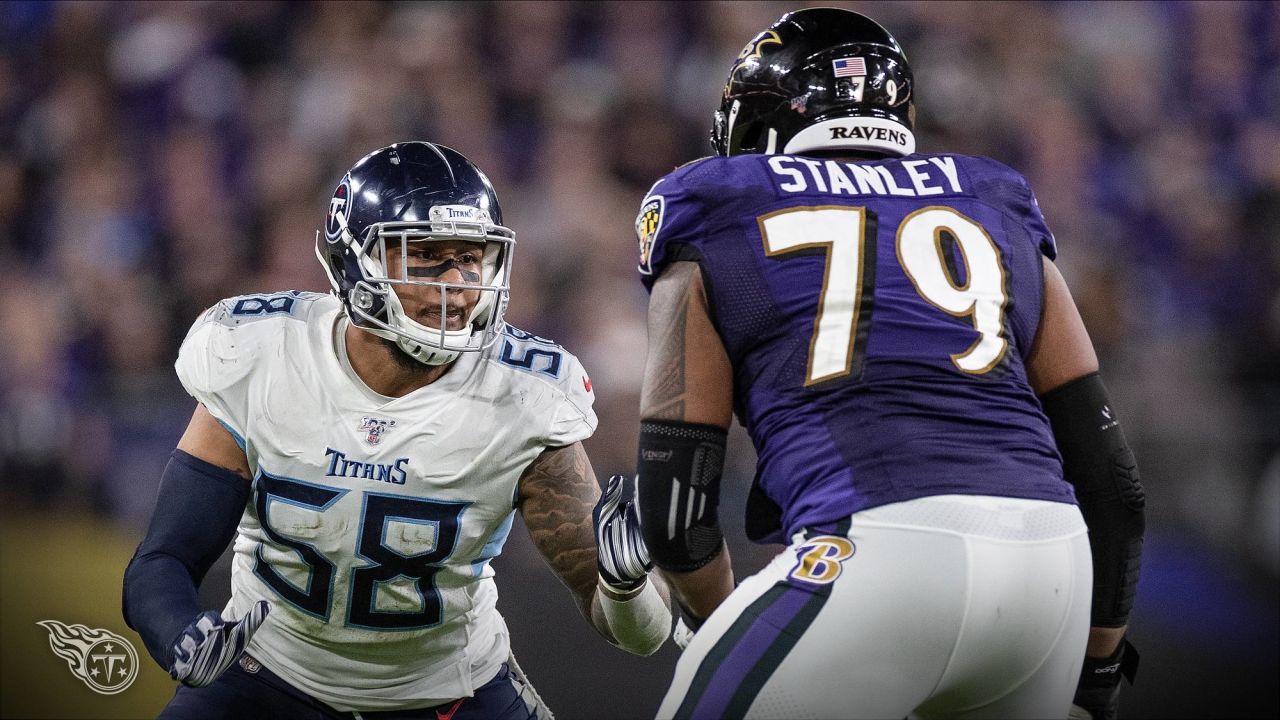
[{"x1": 631, "y1": 9, "x2": 1143, "y2": 719}]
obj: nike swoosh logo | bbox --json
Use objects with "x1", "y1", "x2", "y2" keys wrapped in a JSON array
[{"x1": 436, "y1": 698, "x2": 465, "y2": 720}]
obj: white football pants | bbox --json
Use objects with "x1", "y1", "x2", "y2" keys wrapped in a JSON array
[{"x1": 657, "y1": 494, "x2": 1092, "y2": 720}]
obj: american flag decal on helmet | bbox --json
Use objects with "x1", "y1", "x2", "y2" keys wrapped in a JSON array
[{"x1": 833, "y1": 57, "x2": 867, "y2": 77}]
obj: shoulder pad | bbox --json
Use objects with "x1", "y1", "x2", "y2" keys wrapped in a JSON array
[
  {"x1": 491, "y1": 327, "x2": 597, "y2": 446},
  {"x1": 962, "y1": 156, "x2": 1058, "y2": 260},
  {"x1": 636, "y1": 160, "x2": 729, "y2": 288},
  {"x1": 673, "y1": 155, "x2": 718, "y2": 173},
  {"x1": 196, "y1": 291, "x2": 324, "y2": 328},
  {"x1": 175, "y1": 292, "x2": 330, "y2": 435}
]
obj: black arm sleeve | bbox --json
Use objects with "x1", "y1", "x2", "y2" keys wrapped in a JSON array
[
  {"x1": 122, "y1": 449, "x2": 250, "y2": 669},
  {"x1": 636, "y1": 420, "x2": 727, "y2": 573},
  {"x1": 1040, "y1": 372, "x2": 1145, "y2": 628}
]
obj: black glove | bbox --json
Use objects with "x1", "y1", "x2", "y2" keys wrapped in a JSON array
[
  {"x1": 1069, "y1": 638, "x2": 1139, "y2": 720},
  {"x1": 592, "y1": 475, "x2": 652, "y2": 591}
]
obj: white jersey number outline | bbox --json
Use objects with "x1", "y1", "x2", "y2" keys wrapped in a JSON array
[
  {"x1": 760, "y1": 205, "x2": 1009, "y2": 384},
  {"x1": 254, "y1": 474, "x2": 467, "y2": 631}
]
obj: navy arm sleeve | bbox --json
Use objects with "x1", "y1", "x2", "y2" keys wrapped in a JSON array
[{"x1": 122, "y1": 449, "x2": 250, "y2": 669}]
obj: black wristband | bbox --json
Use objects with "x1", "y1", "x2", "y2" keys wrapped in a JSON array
[{"x1": 1080, "y1": 637, "x2": 1140, "y2": 687}]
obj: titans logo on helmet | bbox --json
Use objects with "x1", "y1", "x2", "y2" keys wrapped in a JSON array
[{"x1": 325, "y1": 175, "x2": 353, "y2": 243}]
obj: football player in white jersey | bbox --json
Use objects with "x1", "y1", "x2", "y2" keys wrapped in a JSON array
[{"x1": 123, "y1": 142, "x2": 670, "y2": 719}]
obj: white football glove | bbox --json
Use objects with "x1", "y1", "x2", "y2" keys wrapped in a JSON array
[
  {"x1": 169, "y1": 601, "x2": 270, "y2": 687},
  {"x1": 593, "y1": 474, "x2": 652, "y2": 591},
  {"x1": 673, "y1": 617, "x2": 695, "y2": 650}
]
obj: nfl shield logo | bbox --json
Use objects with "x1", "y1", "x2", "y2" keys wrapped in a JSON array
[{"x1": 360, "y1": 417, "x2": 396, "y2": 445}]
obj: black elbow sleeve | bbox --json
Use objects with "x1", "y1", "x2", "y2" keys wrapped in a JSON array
[
  {"x1": 122, "y1": 449, "x2": 250, "y2": 668},
  {"x1": 1040, "y1": 372, "x2": 1145, "y2": 628},
  {"x1": 636, "y1": 420, "x2": 728, "y2": 572}
]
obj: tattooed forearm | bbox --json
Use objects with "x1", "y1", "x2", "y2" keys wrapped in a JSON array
[
  {"x1": 645, "y1": 290, "x2": 687, "y2": 419},
  {"x1": 641, "y1": 261, "x2": 736, "y2": 428},
  {"x1": 642, "y1": 262, "x2": 697, "y2": 420},
  {"x1": 518, "y1": 443, "x2": 601, "y2": 617}
]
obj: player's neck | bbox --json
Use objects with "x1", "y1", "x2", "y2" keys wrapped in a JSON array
[{"x1": 343, "y1": 323, "x2": 453, "y2": 396}]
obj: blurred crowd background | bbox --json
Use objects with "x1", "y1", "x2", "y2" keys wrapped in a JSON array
[{"x1": 1, "y1": 1, "x2": 1277, "y2": 718}]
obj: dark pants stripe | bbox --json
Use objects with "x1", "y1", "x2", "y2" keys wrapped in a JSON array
[
  {"x1": 673, "y1": 581, "x2": 832, "y2": 719},
  {"x1": 721, "y1": 590, "x2": 828, "y2": 718},
  {"x1": 673, "y1": 525, "x2": 848, "y2": 719}
]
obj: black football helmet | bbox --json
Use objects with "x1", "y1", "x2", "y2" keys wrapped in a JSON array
[
  {"x1": 316, "y1": 142, "x2": 515, "y2": 365},
  {"x1": 711, "y1": 8, "x2": 915, "y2": 158}
]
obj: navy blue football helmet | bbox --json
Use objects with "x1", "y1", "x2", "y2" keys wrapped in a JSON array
[
  {"x1": 316, "y1": 142, "x2": 515, "y2": 365},
  {"x1": 711, "y1": 8, "x2": 915, "y2": 158}
]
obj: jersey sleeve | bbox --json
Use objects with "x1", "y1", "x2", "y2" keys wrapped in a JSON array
[
  {"x1": 1021, "y1": 181, "x2": 1058, "y2": 260},
  {"x1": 543, "y1": 351, "x2": 598, "y2": 447},
  {"x1": 636, "y1": 160, "x2": 714, "y2": 292},
  {"x1": 173, "y1": 299, "x2": 261, "y2": 444},
  {"x1": 968, "y1": 156, "x2": 1058, "y2": 261}
]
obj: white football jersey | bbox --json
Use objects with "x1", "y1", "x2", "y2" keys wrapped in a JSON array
[{"x1": 175, "y1": 292, "x2": 596, "y2": 711}]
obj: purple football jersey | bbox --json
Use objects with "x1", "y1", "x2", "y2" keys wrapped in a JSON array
[{"x1": 636, "y1": 152, "x2": 1073, "y2": 543}]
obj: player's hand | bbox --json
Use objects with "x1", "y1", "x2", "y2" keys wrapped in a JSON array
[
  {"x1": 169, "y1": 601, "x2": 270, "y2": 687},
  {"x1": 593, "y1": 474, "x2": 652, "y2": 592},
  {"x1": 1069, "y1": 638, "x2": 1138, "y2": 720}
]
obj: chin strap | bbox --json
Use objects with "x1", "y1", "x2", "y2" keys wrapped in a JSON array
[
  {"x1": 398, "y1": 336, "x2": 461, "y2": 366},
  {"x1": 347, "y1": 286, "x2": 476, "y2": 367}
]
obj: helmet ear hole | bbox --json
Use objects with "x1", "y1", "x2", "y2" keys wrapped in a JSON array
[
  {"x1": 737, "y1": 122, "x2": 764, "y2": 154},
  {"x1": 711, "y1": 110, "x2": 728, "y2": 156}
]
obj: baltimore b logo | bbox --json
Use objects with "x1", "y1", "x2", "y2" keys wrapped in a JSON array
[
  {"x1": 787, "y1": 536, "x2": 856, "y2": 585},
  {"x1": 37, "y1": 620, "x2": 139, "y2": 695}
]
